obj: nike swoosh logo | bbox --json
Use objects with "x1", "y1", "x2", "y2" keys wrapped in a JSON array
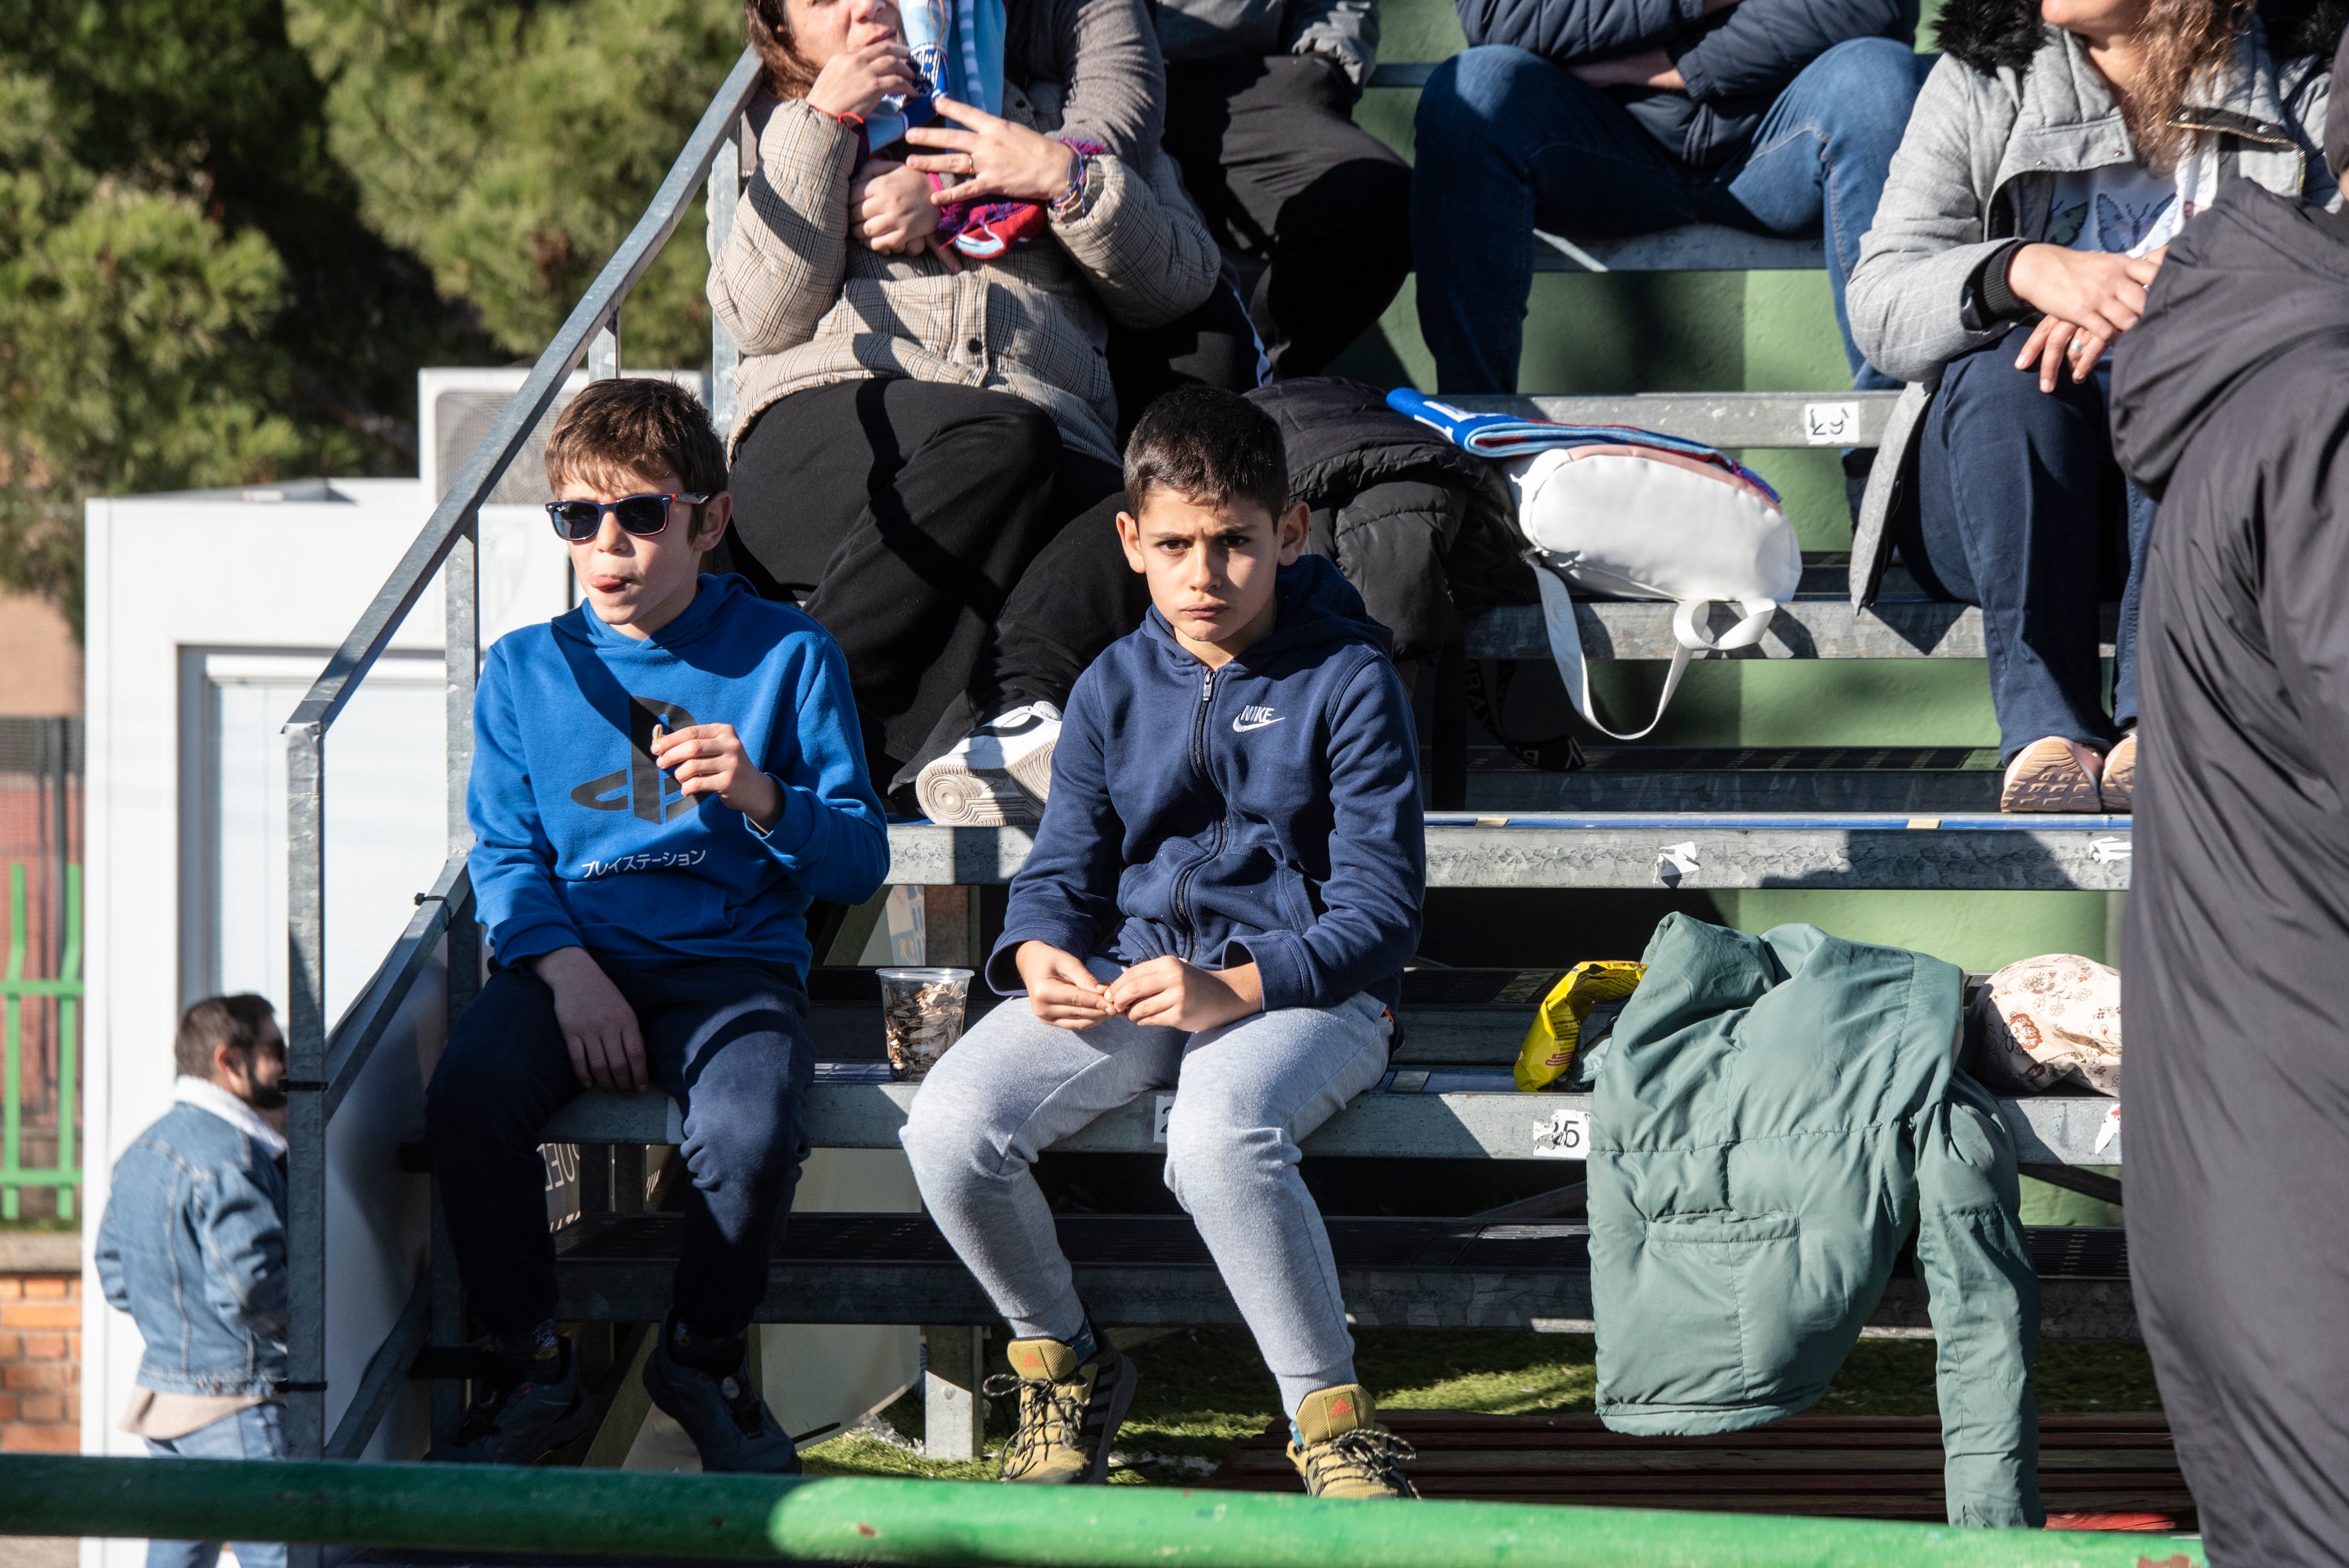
[{"x1": 1232, "y1": 716, "x2": 1286, "y2": 733}]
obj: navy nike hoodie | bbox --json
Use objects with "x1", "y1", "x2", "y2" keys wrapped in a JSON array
[{"x1": 989, "y1": 554, "x2": 1425, "y2": 1013}]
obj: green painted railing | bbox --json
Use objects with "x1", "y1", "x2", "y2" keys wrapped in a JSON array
[
  {"x1": 1, "y1": 862, "x2": 81, "y2": 1220},
  {"x1": 0, "y1": 1456, "x2": 2204, "y2": 1568}
]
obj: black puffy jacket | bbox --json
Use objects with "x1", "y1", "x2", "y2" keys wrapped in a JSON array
[
  {"x1": 1244, "y1": 378, "x2": 1534, "y2": 665},
  {"x1": 1455, "y1": 0, "x2": 1916, "y2": 169}
]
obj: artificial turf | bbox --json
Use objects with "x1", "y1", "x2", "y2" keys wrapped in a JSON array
[{"x1": 801, "y1": 1327, "x2": 2162, "y2": 1485}]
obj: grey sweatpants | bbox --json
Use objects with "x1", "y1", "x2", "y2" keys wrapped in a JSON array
[{"x1": 900, "y1": 962, "x2": 1392, "y2": 1417}]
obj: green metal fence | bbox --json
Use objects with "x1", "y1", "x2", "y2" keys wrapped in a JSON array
[{"x1": 1, "y1": 862, "x2": 81, "y2": 1219}]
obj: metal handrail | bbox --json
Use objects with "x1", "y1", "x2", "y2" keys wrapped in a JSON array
[
  {"x1": 281, "y1": 45, "x2": 765, "y2": 739},
  {"x1": 0, "y1": 1455, "x2": 2206, "y2": 1568},
  {"x1": 274, "y1": 43, "x2": 769, "y2": 1501}
]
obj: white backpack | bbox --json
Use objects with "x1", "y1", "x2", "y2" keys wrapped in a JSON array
[{"x1": 1508, "y1": 443, "x2": 1799, "y2": 740}]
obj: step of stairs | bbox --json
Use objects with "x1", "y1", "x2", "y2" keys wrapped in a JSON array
[
  {"x1": 549, "y1": 1214, "x2": 2138, "y2": 1340},
  {"x1": 882, "y1": 815, "x2": 2135, "y2": 892},
  {"x1": 1201, "y1": 1410, "x2": 2191, "y2": 1526}
]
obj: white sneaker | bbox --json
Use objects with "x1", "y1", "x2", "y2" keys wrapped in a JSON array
[{"x1": 914, "y1": 703, "x2": 1062, "y2": 826}]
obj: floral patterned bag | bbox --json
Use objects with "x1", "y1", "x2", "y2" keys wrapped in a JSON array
[{"x1": 1967, "y1": 953, "x2": 2122, "y2": 1097}]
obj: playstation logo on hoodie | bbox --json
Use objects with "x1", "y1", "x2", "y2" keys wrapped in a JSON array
[{"x1": 568, "y1": 697, "x2": 698, "y2": 824}]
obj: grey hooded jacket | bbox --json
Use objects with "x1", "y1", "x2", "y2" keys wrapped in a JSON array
[
  {"x1": 1842, "y1": 23, "x2": 2333, "y2": 608},
  {"x1": 1155, "y1": 0, "x2": 1381, "y2": 86}
]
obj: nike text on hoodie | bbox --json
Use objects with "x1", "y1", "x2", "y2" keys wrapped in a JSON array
[
  {"x1": 986, "y1": 555, "x2": 1426, "y2": 1013},
  {"x1": 467, "y1": 572, "x2": 890, "y2": 978}
]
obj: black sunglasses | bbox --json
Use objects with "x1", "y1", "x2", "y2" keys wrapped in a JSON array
[{"x1": 544, "y1": 492, "x2": 710, "y2": 543}]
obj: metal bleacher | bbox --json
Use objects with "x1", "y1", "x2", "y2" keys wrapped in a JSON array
[{"x1": 274, "y1": 40, "x2": 2131, "y2": 1504}]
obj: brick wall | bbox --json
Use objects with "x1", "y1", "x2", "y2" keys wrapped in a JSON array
[{"x1": 2, "y1": 1234, "x2": 82, "y2": 1454}]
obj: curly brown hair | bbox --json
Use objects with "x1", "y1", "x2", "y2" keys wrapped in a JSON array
[
  {"x1": 2128, "y1": 0, "x2": 2261, "y2": 165},
  {"x1": 746, "y1": 0, "x2": 821, "y2": 97}
]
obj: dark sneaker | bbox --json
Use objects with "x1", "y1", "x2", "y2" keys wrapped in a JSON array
[
  {"x1": 1287, "y1": 1385, "x2": 1418, "y2": 1498},
  {"x1": 641, "y1": 1327, "x2": 801, "y2": 1474},
  {"x1": 425, "y1": 1340, "x2": 595, "y2": 1465},
  {"x1": 983, "y1": 1335, "x2": 1135, "y2": 1483}
]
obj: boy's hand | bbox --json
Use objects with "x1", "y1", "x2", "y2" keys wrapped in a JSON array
[
  {"x1": 652, "y1": 724, "x2": 782, "y2": 830},
  {"x1": 1106, "y1": 957, "x2": 1262, "y2": 1033},
  {"x1": 532, "y1": 946, "x2": 648, "y2": 1092},
  {"x1": 1015, "y1": 941, "x2": 1114, "y2": 1029}
]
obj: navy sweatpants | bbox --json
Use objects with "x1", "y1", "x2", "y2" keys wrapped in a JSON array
[{"x1": 424, "y1": 958, "x2": 812, "y2": 1337}]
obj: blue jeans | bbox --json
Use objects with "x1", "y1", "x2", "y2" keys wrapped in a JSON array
[
  {"x1": 143, "y1": 1403, "x2": 286, "y2": 1568},
  {"x1": 425, "y1": 958, "x2": 813, "y2": 1338},
  {"x1": 1901, "y1": 323, "x2": 2156, "y2": 761},
  {"x1": 1413, "y1": 38, "x2": 1932, "y2": 394}
]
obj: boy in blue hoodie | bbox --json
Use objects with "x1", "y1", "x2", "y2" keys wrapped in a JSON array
[
  {"x1": 423, "y1": 379, "x2": 888, "y2": 1472},
  {"x1": 902, "y1": 385, "x2": 1426, "y2": 1497}
]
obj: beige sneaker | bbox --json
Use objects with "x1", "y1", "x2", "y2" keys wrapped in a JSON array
[
  {"x1": 1286, "y1": 1385, "x2": 1418, "y2": 1499},
  {"x1": 984, "y1": 1336, "x2": 1135, "y2": 1484},
  {"x1": 2100, "y1": 732, "x2": 2137, "y2": 812},
  {"x1": 1999, "y1": 736, "x2": 2104, "y2": 813}
]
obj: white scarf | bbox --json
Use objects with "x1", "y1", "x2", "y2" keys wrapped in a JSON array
[{"x1": 175, "y1": 1075, "x2": 288, "y2": 1158}]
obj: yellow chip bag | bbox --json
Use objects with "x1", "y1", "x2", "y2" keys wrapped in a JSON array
[{"x1": 1513, "y1": 960, "x2": 1646, "y2": 1093}]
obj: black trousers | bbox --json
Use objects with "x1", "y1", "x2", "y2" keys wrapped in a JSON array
[
  {"x1": 719, "y1": 379, "x2": 1147, "y2": 786},
  {"x1": 425, "y1": 960, "x2": 811, "y2": 1338},
  {"x1": 1163, "y1": 54, "x2": 1413, "y2": 377}
]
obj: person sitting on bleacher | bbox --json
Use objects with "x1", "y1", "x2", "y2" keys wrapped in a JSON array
[
  {"x1": 713, "y1": 0, "x2": 1222, "y2": 829},
  {"x1": 1845, "y1": 0, "x2": 2339, "y2": 813},
  {"x1": 1410, "y1": 0, "x2": 1930, "y2": 400},
  {"x1": 900, "y1": 387, "x2": 1425, "y2": 1498},
  {"x1": 423, "y1": 379, "x2": 889, "y2": 1472},
  {"x1": 1153, "y1": 0, "x2": 1414, "y2": 377}
]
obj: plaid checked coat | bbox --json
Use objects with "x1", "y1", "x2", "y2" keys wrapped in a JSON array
[{"x1": 710, "y1": 94, "x2": 1222, "y2": 466}]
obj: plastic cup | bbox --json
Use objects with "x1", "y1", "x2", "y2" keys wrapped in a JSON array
[{"x1": 876, "y1": 967, "x2": 973, "y2": 1080}]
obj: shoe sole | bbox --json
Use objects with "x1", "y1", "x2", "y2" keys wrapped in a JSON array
[
  {"x1": 2100, "y1": 739, "x2": 2136, "y2": 812},
  {"x1": 2000, "y1": 740, "x2": 2103, "y2": 814},
  {"x1": 1005, "y1": 735, "x2": 1056, "y2": 807},
  {"x1": 915, "y1": 766, "x2": 1040, "y2": 827}
]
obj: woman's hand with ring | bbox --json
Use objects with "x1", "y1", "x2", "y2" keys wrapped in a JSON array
[{"x1": 902, "y1": 96, "x2": 1078, "y2": 207}]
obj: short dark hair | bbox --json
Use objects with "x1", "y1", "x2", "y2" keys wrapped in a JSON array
[
  {"x1": 175, "y1": 995, "x2": 278, "y2": 1080},
  {"x1": 1122, "y1": 385, "x2": 1288, "y2": 522},
  {"x1": 544, "y1": 378, "x2": 728, "y2": 499}
]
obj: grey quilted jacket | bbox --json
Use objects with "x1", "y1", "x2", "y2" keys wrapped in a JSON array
[{"x1": 1843, "y1": 24, "x2": 2333, "y2": 607}]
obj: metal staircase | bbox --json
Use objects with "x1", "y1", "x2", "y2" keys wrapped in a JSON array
[{"x1": 275, "y1": 42, "x2": 2127, "y2": 1508}]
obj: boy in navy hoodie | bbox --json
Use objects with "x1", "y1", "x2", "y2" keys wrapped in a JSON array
[
  {"x1": 423, "y1": 379, "x2": 888, "y2": 1472},
  {"x1": 902, "y1": 385, "x2": 1426, "y2": 1497}
]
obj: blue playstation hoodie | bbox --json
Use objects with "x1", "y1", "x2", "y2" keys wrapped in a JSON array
[
  {"x1": 988, "y1": 554, "x2": 1425, "y2": 1013},
  {"x1": 468, "y1": 572, "x2": 889, "y2": 979}
]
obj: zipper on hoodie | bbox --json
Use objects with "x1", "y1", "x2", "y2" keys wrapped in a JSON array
[{"x1": 1171, "y1": 666, "x2": 1218, "y2": 960}]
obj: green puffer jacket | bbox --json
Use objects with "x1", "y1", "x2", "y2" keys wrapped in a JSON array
[{"x1": 1590, "y1": 915, "x2": 2042, "y2": 1528}]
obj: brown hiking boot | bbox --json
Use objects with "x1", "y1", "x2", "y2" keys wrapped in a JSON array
[
  {"x1": 983, "y1": 1336, "x2": 1136, "y2": 1483},
  {"x1": 1287, "y1": 1385, "x2": 1418, "y2": 1498}
]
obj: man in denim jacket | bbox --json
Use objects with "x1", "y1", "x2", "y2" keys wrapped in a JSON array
[{"x1": 96, "y1": 995, "x2": 289, "y2": 1568}]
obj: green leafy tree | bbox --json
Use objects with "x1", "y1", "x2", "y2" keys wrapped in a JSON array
[
  {"x1": 291, "y1": 0, "x2": 742, "y2": 366},
  {"x1": 0, "y1": 1, "x2": 496, "y2": 626},
  {"x1": 0, "y1": 72, "x2": 339, "y2": 626}
]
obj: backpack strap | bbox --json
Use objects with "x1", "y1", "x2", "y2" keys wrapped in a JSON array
[{"x1": 1534, "y1": 564, "x2": 1779, "y2": 741}]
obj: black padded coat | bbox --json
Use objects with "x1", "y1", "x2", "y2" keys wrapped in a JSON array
[
  {"x1": 2108, "y1": 177, "x2": 2349, "y2": 1568},
  {"x1": 1244, "y1": 377, "x2": 1533, "y2": 666}
]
